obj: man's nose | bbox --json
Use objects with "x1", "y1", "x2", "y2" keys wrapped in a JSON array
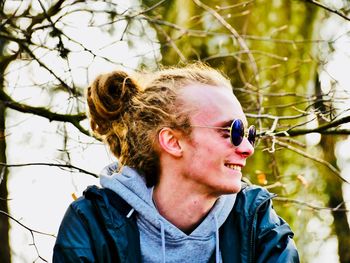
[{"x1": 235, "y1": 137, "x2": 254, "y2": 158}]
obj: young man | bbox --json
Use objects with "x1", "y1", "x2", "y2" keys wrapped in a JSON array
[{"x1": 53, "y1": 64, "x2": 299, "y2": 262}]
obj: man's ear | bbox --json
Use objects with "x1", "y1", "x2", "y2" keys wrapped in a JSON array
[{"x1": 158, "y1": 128, "x2": 183, "y2": 157}]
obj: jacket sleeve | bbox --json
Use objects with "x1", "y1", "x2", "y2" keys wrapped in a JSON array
[
  {"x1": 53, "y1": 204, "x2": 95, "y2": 263},
  {"x1": 255, "y1": 201, "x2": 300, "y2": 263}
]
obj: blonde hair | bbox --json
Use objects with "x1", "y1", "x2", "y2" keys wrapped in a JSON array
[{"x1": 87, "y1": 63, "x2": 232, "y2": 186}]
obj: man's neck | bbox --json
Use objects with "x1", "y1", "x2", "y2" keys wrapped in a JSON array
[{"x1": 153, "y1": 178, "x2": 218, "y2": 234}]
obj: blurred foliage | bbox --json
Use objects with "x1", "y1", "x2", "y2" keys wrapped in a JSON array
[{"x1": 140, "y1": 0, "x2": 349, "y2": 262}]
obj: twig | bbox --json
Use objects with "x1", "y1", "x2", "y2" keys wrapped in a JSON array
[
  {"x1": 203, "y1": 50, "x2": 289, "y2": 62},
  {"x1": 0, "y1": 162, "x2": 98, "y2": 178},
  {"x1": 304, "y1": 0, "x2": 350, "y2": 22},
  {"x1": 18, "y1": 43, "x2": 78, "y2": 96},
  {"x1": 0, "y1": 210, "x2": 55, "y2": 237},
  {"x1": 274, "y1": 197, "x2": 349, "y2": 212},
  {"x1": 214, "y1": 1, "x2": 255, "y2": 11},
  {"x1": 133, "y1": 16, "x2": 334, "y2": 45},
  {"x1": 0, "y1": 210, "x2": 55, "y2": 262},
  {"x1": 192, "y1": 0, "x2": 259, "y2": 82},
  {"x1": 274, "y1": 140, "x2": 348, "y2": 184},
  {"x1": 246, "y1": 112, "x2": 308, "y2": 121},
  {"x1": 137, "y1": 0, "x2": 168, "y2": 15},
  {"x1": 155, "y1": 24, "x2": 187, "y2": 62}
]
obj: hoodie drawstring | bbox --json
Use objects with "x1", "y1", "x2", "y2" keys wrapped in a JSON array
[
  {"x1": 152, "y1": 190, "x2": 166, "y2": 263},
  {"x1": 126, "y1": 208, "x2": 135, "y2": 218},
  {"x1": 159, "y1": 220, "x2": 166, "y2": 263},
  {"x1": 214, "y1": 215, "x2": 220, "y2": 263}
]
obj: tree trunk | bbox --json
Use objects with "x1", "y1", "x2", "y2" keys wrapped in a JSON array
[
  {"x1": 315, "y1": 74, "x2": 350, "y2": 263},
  {"x1": 320, "y1": 135, "x2": 350, "y2": 263},
  {"x1": 0, "y1": 33, "x2": 11, "y2": 263},
  {"x1": 0, "y1": 101, "x2": 10, "y2": 263}
]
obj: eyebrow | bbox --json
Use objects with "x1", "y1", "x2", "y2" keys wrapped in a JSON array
[
  {"x1": 217, "y1": 119, "x2": 248, "y2": 128},
  {"x1": 218, "y1": 120, "x2": 233, "y2": 128}
]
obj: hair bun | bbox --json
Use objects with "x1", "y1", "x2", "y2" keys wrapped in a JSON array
[{"x1": 87, "y1": 71, "x2": 139, "y2": 134}]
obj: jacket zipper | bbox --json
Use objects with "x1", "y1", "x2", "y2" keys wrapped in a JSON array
[{"x1": 248, "y1": 193, "x2": 277, "y2": 263}]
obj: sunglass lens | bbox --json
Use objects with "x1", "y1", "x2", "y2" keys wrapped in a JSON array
[
  {"x1": 248, "y1": 125, "x2": 256, "y2": 147},
  {"x1": 230, "y1": 119, "x2": 244, "y2": 146}
]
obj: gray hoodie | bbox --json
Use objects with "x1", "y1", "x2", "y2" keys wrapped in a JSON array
[{"x1": 100, "y1": 162, "x2": 236, "y2": 263}]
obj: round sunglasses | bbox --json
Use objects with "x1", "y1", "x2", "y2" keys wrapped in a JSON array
[{"x1": 191, "y1": 119, "x2": 256, "y2": 147}]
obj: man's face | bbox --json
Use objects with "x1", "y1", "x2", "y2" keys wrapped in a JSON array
[{"x1": 179, "y1": 84, "x2": 254, "y2": 197}]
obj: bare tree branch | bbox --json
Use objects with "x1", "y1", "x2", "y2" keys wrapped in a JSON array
[
  {"x1": 127, "y1": 15, "x2": 335, "y2": 45},
  {"x1": 0, "y1": 89, "x2": 90, "y2": 136},
  {"x1": 0, "y1": 210, "x2": 55, "y2": 262},
  {"x1": 27, "y1": 0, "x2": 66, "y2": 31},
  {"x1": 0, "y1": 162, "x2": 97, "y2": 178},
  {"x1": 192, "y1": 0, "x2": 260, "y2": 83},
  {"x1": 286, "y1": 115, "x2": 350, "y2": 136},
  {"x1": 154, "y1": 24, "x2": 187, "y2": 62},
  {"x1": 304, "y1": 0, "x2": 350, "y2": 21},
  {"x1": 274, "y1": 197, "x2": 349, "y2": 212},
  {"x1": 137, "y1": 0, "x2": 169, "y2": 15},
  {"x1": 274, "y1": 140, "x2": 348, "y2": 183}
]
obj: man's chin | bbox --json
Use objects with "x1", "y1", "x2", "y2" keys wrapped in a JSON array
[{"x1": 219, "y1": 183, "x2": 242, "y2": 195}]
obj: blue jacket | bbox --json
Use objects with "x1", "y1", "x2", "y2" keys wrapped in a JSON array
[{"x1": 53, "y1": 185, "x2": 299, "y2": 262}]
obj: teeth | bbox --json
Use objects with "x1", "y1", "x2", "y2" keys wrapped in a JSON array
[{"x1": 226, "y1": 164, "x2": 241, "y2": 171}]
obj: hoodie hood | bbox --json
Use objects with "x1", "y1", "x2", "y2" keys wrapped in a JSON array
[{"x1": 100, "y1": 162, "x2": 236, "y2": 263}]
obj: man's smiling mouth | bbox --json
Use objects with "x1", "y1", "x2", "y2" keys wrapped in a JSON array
[{"x1": 225, "y1": 164, "x2": 242, "y2": 171}]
